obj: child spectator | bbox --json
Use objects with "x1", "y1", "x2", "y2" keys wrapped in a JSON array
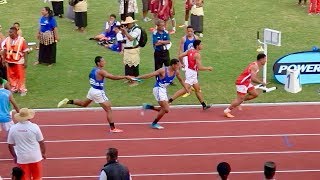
[
  {"x1": 11, "y1": 167, "x2": 24, "y2": 180},
  {"x1": 90, "y1": 14, "x2": 118, "y2": 41},
  {"x1": 105, "y1": 23, "x2": 125, "y2": 53},
  {"x1": 217, "y1": 162, "x2": 231, "y2": 180},
  {"x1": 190, "y1": 0, "x2": 204, "y2": 37},
  {"x1": 264, "y1": 161, "x2": 276, "y2": 180}
]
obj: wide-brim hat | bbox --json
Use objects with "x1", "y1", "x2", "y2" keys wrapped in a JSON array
[
  {"x1": 14, "y1": 108, "x2": 35, "y2": 122},
  {"x1": 121, "y1": 16, "x2": 138, "y2": 24}
]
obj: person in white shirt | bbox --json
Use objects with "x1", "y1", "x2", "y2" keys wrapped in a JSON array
[{"x1": 7, "y1": 108, "x2": 46, "y2": 180}]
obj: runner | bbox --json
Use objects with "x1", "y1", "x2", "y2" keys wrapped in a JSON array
[
  {"x1": 169, "y1": 39, "x2": 212, "y2": 110},
  {"x1": 223, "y1": 53, "x2": 267, "y2": 118},
  {"x1": 137, "y1": 58, "x2": 189, "y2": 129},
  {"x1": 57, "y1": 56, "x2": 132, "y2": 133}
]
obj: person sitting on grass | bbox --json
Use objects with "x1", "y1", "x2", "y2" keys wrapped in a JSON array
[
  {"x1": 104, "y1": 22, "x2": 125, "y2": 53},
  {"x1": 89, "y1": 14, "x2": 118, "y2": 42}
]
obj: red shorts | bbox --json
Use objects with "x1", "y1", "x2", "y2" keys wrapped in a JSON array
[{"x1": 18, "y1": 161, "x2": 43, "y2": 180}]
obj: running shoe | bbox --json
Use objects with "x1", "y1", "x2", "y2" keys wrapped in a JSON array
[
  {"x1": 203, "y1": 104, "x2": 212, "y2": 110},
  {"x1": 57, "y1": 98, "x2": 69, "y2": 108},
  {"x1": 224, "y1": 112, "x2": 235, "y2": 118},
  {"x1": 110, "y1": 128, "x2": 124, "y2": 133},
  {"x1": 151, "y1": 123, "x2": 164, "y2": 129},
  {"x1": 142, "y1": 103, "x2": 153, "y2": 110}
]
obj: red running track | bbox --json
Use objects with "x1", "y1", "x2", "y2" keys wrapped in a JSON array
[{"x1": 1, "y1": 104, "x2": 320, "y2": 179}]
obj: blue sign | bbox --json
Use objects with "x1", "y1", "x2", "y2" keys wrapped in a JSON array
[{"x1": 273, "y1": 51, "x2": 320, "y2": 84}]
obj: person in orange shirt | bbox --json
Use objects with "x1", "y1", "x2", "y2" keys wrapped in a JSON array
[{"x1": 0, "y1": 27, "x2": 29, "y2": 96}]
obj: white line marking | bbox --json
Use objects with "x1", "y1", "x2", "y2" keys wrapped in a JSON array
[
  {"x1": 1, "y1": 133, "x2": 320, "y2": 144},
  {"x1": 37, "y1": 117, "x2": 320, "y2": 127},
  {"x1": 1, "y1": 150, "x2": 319, "y2": 161},
  {"x1": 23, "y1": 102, "x2": 320, "y2": 112},
  {"x1": 2, "y1": 169, "x2": 320, "y2": 179}
]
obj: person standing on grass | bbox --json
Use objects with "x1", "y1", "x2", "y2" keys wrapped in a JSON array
[
  {"x1": 8, "y1": 108, "x2": 46, "y2": 180},
  {"x1": 57, "y1": 56, "x2": 132, "y2": 133},
  {"x1": 168, "y1": 40, "x2": 212, "y2": 110},
  {"x1": 138, "y1": 59, "x2": 189, "y2": 129},
  {"x1": 179, "y1": 0, "x2": 194, "y2": 28},
  {"x1": 190, "y1": 0, "x2": 204, "y2": 37},
  {"x1": 142, "y1": 0, "x2": 152, "y2": 22},
  {"x1": 99, "y1": 148, "x2": 132, "y2": 180},
  {"x1": 35, "y1": 7, "x2": 59, "y2": 67},
  {"x1": 309, "y1": 0, "x2": 320, "y2": 14},
  {"x1": 0, "y1": 27, "x2": 29, "y2": 96},
  {"x1": 153, "y1": 19, "x2": 171, "y2": 71},
  {"x1": 50, "y1": 0, "x2": 64, "y2": 18},
  {"x1": 0, "y1": 75, "x2": 19, "y2": 137},
  {"x1": 74, "y1": 0, "x2": 88, "y2": 32},
  {"x1": 298, "y1": 0, "x2": 307, "y2": 6},
  {"x1": 223, "y1": 53, "x2": 267, "y2": 118},
  {"x1": 119, "y1": 0, "x2": 138, "y2": 21}
]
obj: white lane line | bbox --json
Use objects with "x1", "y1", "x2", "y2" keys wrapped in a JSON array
[
  {"x1": 1, "y1": 150, "x2": 320, "y2": 161},
  {"x1": 36, "y1": 117, "x2": 320, "y2": 127},
  {"x1": 26, "y1": 101, "x2": 320, "y2": 112},
  {"x1": 2, "y1": 169, "x2": 320, "y2": 179},
  {"x1": 1, "y1": 133, "x2": 320, "y2": 144}
]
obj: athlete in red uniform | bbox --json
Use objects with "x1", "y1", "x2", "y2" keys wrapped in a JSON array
[
  {"x1": 169, "y1": 39, "x2": 212, "y2": 110},
  {"x1": 224, "y1": 53, "x2": 267, "y2": 118}
]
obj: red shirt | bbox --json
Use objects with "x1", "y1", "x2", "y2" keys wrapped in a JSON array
[
  {"x1": 235, "y1": 61, "x2": 258, "y2": 86},
  {"x1": 187, "y1": 49, "x2": 198, "y2": 71}
]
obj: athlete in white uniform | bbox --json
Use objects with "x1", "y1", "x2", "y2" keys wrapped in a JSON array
[{"x1": 57, "y1": 56, "x2": 131, "y2": 133}]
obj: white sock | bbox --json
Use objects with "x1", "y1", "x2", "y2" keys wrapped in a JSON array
[
  {"x1": 224, "y1": 108, "x2": 231, "y2": 113},
  {"x1": 185, "y1": 21, "x2": 188, "y2": 26},
  {"x1": 172, "y1": 27, "x2": 176, "y2": 31}
]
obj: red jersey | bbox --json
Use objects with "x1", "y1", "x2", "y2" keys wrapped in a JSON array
[
  {"x1": 187, "y1": 49, "x2": 198, "y2": 71},
  {"x1": 235, "y1": 62, "x2": 259, "y2": 86}
]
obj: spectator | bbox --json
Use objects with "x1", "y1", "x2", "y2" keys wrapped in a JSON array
[
  {"x1": 152, "y1": 19, "x2": 171, "y2": 71},
  {"x1": 66, "y1": 3, "x2": 75, "y2": 22},
  {"x1": 90, "y1": 14, "x2": 118, "y2": 42},
  {"x1": 119, "y1": 0, "x2": 138, "y2": 21},
  {"x1": 157, "y1": 0, "x2": 176, "y2": 34},
  {"x1": 11, "y1": 167, "x2": 24, "y2": 180},
  {"x1": 0, "y1": 27, "x2": 29, "y2": 95},
  {"x1": 142, "y1": 0, "x2": 152, "y2": 22},
  {"x1": 50, "y1": 0, "x2": 64, "y2": 18},
  {"x1": 99, "y1": 148, "x2": 132, "y2": 180},
  {"x1": 0, "y1": 73, "x2": 19, "y2": 136},
  {"x1": 0, "y1": 24, "x2": 6, "y2": 80},
  {"x1": 120, "y1": 16, "x2": 141, "y2": 86},
  {"x1": 74, "y1": 0, "x2": 88, "y2": 32},
  {"x1": 309, "y1": 0, "x2": 320, "y2": 15},
  {"x1": 105, "y1": 23, "x2": 125, "y2": 53},
  {"x1": 7, "y1": 108, "x2": 46, "y2": 180},
  {"x1": 13, "y1": 23, "x2": 22, "y2": 36},
  {"x1": 190, "y1": 0, "x2": 204, "y2": 37},
  {"x1": 298, "y1": 0, "x2": 307, "y2": 6},
  {"x1": 217, "y1": 162, "x2": 231, "y2": 180},
  {"x1": 35, "y1": 7, "x2": 59, "y2": 67},
  {"x1": 264, "y1": 161, "x2": 276, "y2": 180}
]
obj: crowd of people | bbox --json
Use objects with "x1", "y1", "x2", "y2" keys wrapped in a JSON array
[{"x1": 0, "y1": 0, "x2": 288, "y2": 179}]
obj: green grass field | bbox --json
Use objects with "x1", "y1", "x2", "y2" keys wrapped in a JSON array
[{"x1": 0, "y1": 0, "x2": 319, "y2": 109}]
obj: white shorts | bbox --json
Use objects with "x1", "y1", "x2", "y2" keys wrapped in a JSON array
[
  {"x1": 236, "y1": 84, "x2": 254, "y2": 94},
  {"x1": 185, "y1": 68, "x2": 198, "y2": 85},
  {"x1": 153, "y1": 87, "x2": 168, "y2": 102},
  {"x1": 0, "y1": 121, "x2": 14, "y2": 132},
  {"x1": 86, "y1": 87, "x2": 109, "y2": 103}
]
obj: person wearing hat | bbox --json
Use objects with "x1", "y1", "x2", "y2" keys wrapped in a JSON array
[
  {"x1": 120, "y1": 16, "x2": 141, "y2": 86},
  {"x1": 7, "y1": 108, "x2": 46, "y2": 180},
  {"x1": 217, "y1": 162, "x2": 231, "y2": 180},
  {"x1": 0, "y1": 74, "x2": 19, "y2": 135},
  {"x1": 264, "y1": 161, "x2": 276, "y2": 180}
]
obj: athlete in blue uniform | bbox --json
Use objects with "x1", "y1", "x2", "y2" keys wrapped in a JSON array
[
  {"x1": 136, "y1": 59, "x2": 189, "y2": 129},
  {"x1": 0, "y1": 76, "x2": 19, "y2": 135},
  {"x1": 57, "y1": 56, "x2": 132, "y2": 133}
]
